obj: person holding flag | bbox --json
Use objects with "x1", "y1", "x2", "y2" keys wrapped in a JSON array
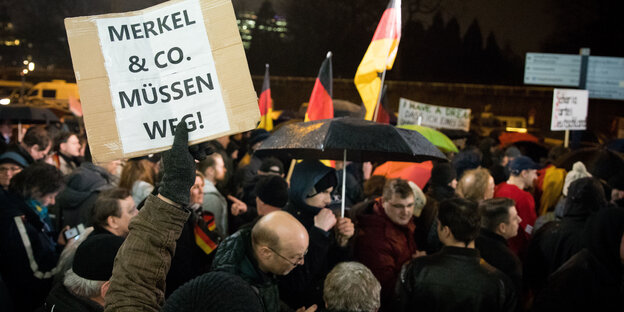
[
  {"x1": 257, "y1": 64, "x2": 273, "y2": 131},
  {"x1": 354, "y1": 0, "x2": 401, "y2": 121}
]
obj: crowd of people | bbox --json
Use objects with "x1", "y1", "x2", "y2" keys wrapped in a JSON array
[{"x1": 0, "y1": 119, "x2": 623, "y2": 312}]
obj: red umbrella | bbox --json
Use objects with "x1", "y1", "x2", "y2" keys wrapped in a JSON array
[
  {"x1": 373, "y1": 160, "x2": 433, "y2": 189},
  {"x1": 498, "y1": 132, "x2": 538, "y2": 146}
]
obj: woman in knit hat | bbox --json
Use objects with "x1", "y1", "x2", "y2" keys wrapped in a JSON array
[{"x1": 0, "y1": 151, "x2": 28, "y2": 190}]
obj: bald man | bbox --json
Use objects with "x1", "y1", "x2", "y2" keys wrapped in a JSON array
[{"x1": 212, "y1": 211, "x2": 312, "y2": 311}]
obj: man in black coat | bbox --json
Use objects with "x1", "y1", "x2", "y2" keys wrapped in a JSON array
[
  {"x1": 397, "y1": 198, "x2": 517, "y2": 312},
  {"x1": 533, "y1": 206, "x2": 624, "y2": 311},
  {"x1": 475, "y1": 198, "x2": 523, "y2": 300}
]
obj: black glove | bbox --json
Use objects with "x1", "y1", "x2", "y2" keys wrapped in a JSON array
[{"x1": 159, "y1": 121, "x2": 196, "y2": 206}]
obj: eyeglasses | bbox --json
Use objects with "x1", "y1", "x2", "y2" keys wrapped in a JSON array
[
  {"x1": 267, "y1": 246, "x2": 307, "y2": 267},
  {"x1": 0, "y1": 166, "x2": 22, "y2": 174}
]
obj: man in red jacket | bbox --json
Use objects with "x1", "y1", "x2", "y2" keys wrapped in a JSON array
[
  {"x1": 494, "y1": 156, "x2": 539, "y2": 259},
  {"x1": 354, "y1": 178, "x2": 422, "y2": 310}
]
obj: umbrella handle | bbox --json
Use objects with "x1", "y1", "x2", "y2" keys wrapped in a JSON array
[{"x1": 341, "y1": 149, "x2": 346, "y2": 218}]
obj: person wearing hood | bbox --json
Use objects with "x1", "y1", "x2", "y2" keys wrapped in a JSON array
[
  {"x1": 532, "y1": 206, "x2": 624, "y2": 311},
  {"x1": 280, "y1": 160, "x2": 355, "y2": 310},
  {"x1": 55, "y1": 145, "x2": 116, "y2": 228},
  {"x1": 525, "y1": 177, "x2": 609, "y2": 296}
]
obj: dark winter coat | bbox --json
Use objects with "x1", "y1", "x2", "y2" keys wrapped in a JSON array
[
  {"x1": 525, "y1": 178, "x2": 609, "y2": 294},
  {"x1": 533, "y1": 206, "x2": 624, "y2": 312},
  {"x1": 41, "y1": 284, "x2": 103, "y2": 312},
  {"x1": 353, "y1": 199, "x2": 416, "y2": 310},
  {"x1": 55, "y1": 162, "x2": 113, "y2": 228},
  {"x1": 281, "y1": 160, "x2": 351, "y2": 309},
  {"x1": 475, "y1": 228, "x2": 523, "y2": 297},
  {"x1": 0, "y1": 189, "x2": 60, "y2": 311},
  {"x1": 397, "y1": 246, "x2": 517, "y2": 312},
  {"x1": 212, "y1": 227, "x2": 280, "y2": 312},
  {"x1": 166, "y1": 213, "x2": 212, "y2": 297}
]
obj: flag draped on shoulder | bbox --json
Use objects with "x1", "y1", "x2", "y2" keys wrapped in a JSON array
[
  {"x1": 354, "y1": 0, "x2": 401, "y2": 121},
  {"x1": 305, "y1": 52, "x2": 334, "y2": 122},
  {"x1": 258, "y1": 64, "x2": 273, "y2": 131}
]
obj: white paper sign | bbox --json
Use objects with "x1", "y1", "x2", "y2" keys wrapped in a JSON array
[
  {"x1": 398, "y1": 97, "x2": 471, "y2": 131},
  {"x1": 95, "y1": 0, "x2": 229, "y2": 154},
  {"x1": 551, "y1": 89, "x2": 588, "y2": 131}
]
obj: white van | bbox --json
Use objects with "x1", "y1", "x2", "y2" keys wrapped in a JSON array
[{"x1": 26, "y1": 80, "x2": 79, "y2": 111}]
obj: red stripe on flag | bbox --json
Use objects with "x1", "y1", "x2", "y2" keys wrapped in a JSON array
[
  {"x1": 258, "y1": 89, "x2": 271, "y2": 116},
  {"x1": 194, "y1": 225, "x2": 217, "y2": 252},
  {"x1": 371, "y1": 7, "x2": 401, "y2": 42},
  {"x1": 307, "y1": 80, "x2": 333, "y2": 121}
]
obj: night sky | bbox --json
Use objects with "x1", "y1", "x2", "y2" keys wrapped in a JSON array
[{"x1": 234, "y1": 0, "x2": 557, "y2": 55}]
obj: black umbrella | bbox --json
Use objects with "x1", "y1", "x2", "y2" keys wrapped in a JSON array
[
  {"x1": 256, "y1": 117, "x2": 447, "y2": 163},
  {"x1": 554, "y1": 147, "x2": 624, "y2": 182},
  {"x1": 256, "y1": 117, "x2": 447, "y2": 216},
  {"x1": 0, "y1": 105, "x2": 59, "y2": 124}
]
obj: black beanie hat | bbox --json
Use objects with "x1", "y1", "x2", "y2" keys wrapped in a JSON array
[
  {"x1": 255, "y1": 175, "x2": 289, "y2": 208},
  {"x1": 162, "y1": 272, "x2": 263, "y2": 312},
  {"x1": 430, "y1": 162, "x2": 456, "y2": 187},
  {"x1": 73, "y1": 235, "x2": 124, "y2": 281},
  {"x1": 307, "y1": 171, "x2": 337, "y2": 198}
]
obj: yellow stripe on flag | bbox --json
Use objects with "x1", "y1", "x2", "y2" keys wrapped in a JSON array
[
  {"x1": 258, "y1": 107, "x2": 273, "y2": 131},
  {"x1": 355, "y1": 38, "x2": 399, "y2": 120}
]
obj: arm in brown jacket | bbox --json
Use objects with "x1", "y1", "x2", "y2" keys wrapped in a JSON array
[{"x1": 104, "y1": 194, "x2": 189, "y2": 312}]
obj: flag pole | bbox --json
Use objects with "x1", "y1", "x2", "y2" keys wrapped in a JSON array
[
  {"x1": 372, "y1": 69, "x2": 388, "y2": 121},
  {"x1": 341, "y1": 149, "x2": 347, "y2": 218}
]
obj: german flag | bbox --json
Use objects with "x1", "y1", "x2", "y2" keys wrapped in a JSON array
[
  {"x1": 354, "y1": 0, "x2": 401, "y2": 121},
  {"x1": 258, "y1": 64, "x2": 273, "y2": 131},
  {"x1": 305, "y1": 52, "x2": 334, "y2": 121},
  {"x1": 194, "y1": 212, "x2": 219, "y2": 255}
]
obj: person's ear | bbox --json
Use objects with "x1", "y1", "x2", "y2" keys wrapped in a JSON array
[
  {"x1": 101, "y1": 280, "x2": 111, "y2": 298},
  {"x1": 107, "y1": 215, "x2": 118, "y2": 229},
  {"x1": 28, "y1": 144, "x2": 40, "y2": 154},
  {"x1": 497, "y1": 222, "x2": 507, "y2": 236},
  {"x1": 440, "y1": 224, "x2": 452, "y2": 240},
  {"x1": 258, "y1": 245, "x2": 273, "y2": 260}
]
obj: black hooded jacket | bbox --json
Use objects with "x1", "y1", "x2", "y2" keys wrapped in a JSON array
[
  {"x1": 55, "y1": 162, "x2": 113, "y2": 228},
  {"x1": 533, "y1": 207, "x2": 624, "y2": 311},
  {"x1": 525, "y1": 177, "x2": 608, "y2": 294},
  {"x1": 280, "y1": 160, "x2": 351, "y2": 309}
]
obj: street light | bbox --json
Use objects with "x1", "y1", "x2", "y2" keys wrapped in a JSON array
[{"x1": 20, "y1": 59, "x2": 35, "y2": 104}]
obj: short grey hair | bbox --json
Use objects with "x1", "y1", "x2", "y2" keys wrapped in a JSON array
[
  {"x1": 63, "y1": 268, "x2": 105, "y2": 299},
  {"x1": 323, "y1": 262, "x2": 381, "y2": 312}
]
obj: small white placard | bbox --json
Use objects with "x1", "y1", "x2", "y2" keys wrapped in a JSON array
[
  {"x1": 398, "y1": 97, "x2": 470, "y2": 131},
  {"x1": 550, "y1": 89, "x2": 588, "y2": 131}
]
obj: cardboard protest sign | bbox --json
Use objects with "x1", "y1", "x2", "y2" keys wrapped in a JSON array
[
  {"x1": 65, "y1": 0, "x2": 259, "y2": 162},
  {"x1": 551, "y1": 88, "x2": 588, "y2": 131},
  {"x1": 398, "y1": 97, "x2": 471, "y2": 131}
]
